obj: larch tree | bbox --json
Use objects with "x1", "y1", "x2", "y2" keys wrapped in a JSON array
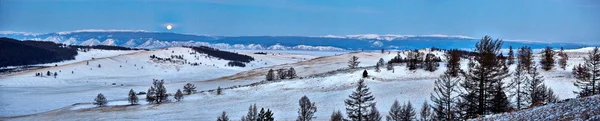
[
  {"x1": 367, "y1": 103, "x2": 381, "y2": 121},
  {"x1": 507, "y1": 64, "x2": 529, "y2": 110},
  {"x1": 146, "y1": 86, "x2": 156, "y2": 103},
  {"x1": 386, "y1": 100, "x2": 402, "y2": 121},
  {"x1": 539, "y1": 46, "x2": 556, "y2": 71},
  {"x1": 183, "y1": 83, "x2": 196, "y2": 95},
  {"x1": 378, "y1": 58, "x2": 385, "y2": 69},
  {"x1": 445, "y1": 49, "x2": 462, "y2": 77},
  {"x1": 527, "y1": 66, "x2": 549, "y2": 105},
  {"x1": 375, "y1": 63, "x2": 381, "y2": 72},
  {"x1": 419, "y1": 101, "x2": 433, "y2": 121},
  {"x1": 573, "y1": 47, "x2": 600, "y2": 97},
  {"x1": 330, "y1": 110, "x2": 345, "y2": 121},
  {"x1": 518, "y1": 46, "x2": 534, "y2": 73},
  {"x1": 258, "y1": 108, "x2": 274, "y2": 121},
  {"x1": 94, "y1": 93, "x2": 108, "y2": 107},
  {"x1": 297, "y1": 95, "x2": 317, "y2": 121},
  {"x1": 241, "y1": 104, "x2": 258, "y2": 121},
  {"x1": 460, "y1": 36, "x2": 509, "y2": 118},
  {"x1": 424, "y1": 53, "x2": 439, "y2": 72},
  {"x1": 490, "y1": 81, "x2": 511, "y2": 113},
  {"x1": 507, "y1": 46, "x2": 515, "y2": 65},
  {"x1": 277, "y1": 68, "x2": 287, "y2": 80},
  {"x1": 558, "y1": 47, "x2": 569, "y2": 70},
  {"x1": 400, "y1": 101, "x2": 416, "y2": 121},
  {"x1": 386, "y1": 62, "x2": 394, "y2": 72},
  {"x1": 430, "y1": 75, "x2": 459, "y2": 120},
  {"x1": 288, "y1": 67, "x2": 297, "y2": 79},
  {"x1": 217, "y1": 111, "x2": 229, "y2": 121},
  {"x1": 152, "y1": 79, "x2": 168, "y2": 103},
  {"x1": 345, "y1": 79, "x2": 375, "y2": 121},
  {"x1": 348, "y1": 56, "x2": 360, "y2": 69},
  {"x1": 128, "y1": 89, "x2": 138, "y2": 105}
]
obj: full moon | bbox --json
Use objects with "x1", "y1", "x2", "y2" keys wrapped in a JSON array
[{"x1": 166, "y1": 25, "x2": 172, "y2": 30}]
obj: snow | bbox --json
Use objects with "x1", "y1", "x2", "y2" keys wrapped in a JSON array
[
  {"x1": 0, "y1": 47, "x2": 595, "y2": 120},
  {"x1": 56, "y1": 29, "x2": 148, "y2": 35}
]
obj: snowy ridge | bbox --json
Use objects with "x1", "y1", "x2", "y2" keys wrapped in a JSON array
[
  {"x1": 327, "y1": 34, "x2": 475, "y2": 40},
  {"x1": 56, "y1": 29, "x2": 148, "y2": 35},
  {"x1": 473, "y1": 95, "x2": 600, "y2": 121}
]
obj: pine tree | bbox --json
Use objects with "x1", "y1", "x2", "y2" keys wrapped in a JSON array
[
  {"x1": 297, "y1": 95, "x2": 317, "y2": 121},
  {"x1": 573, "y1": 47, "x2": 600, "y2": 97},
  {"x1": 146, "y1": 86, "x2": 156, "y2": 103},
  {"x1": 241, "y1": 104, "x2": 258, "y2": 121},
  {"x1": 288, "y1": 67, "x2": 297, "y2": 79},
  {"x1": 330, "y1": 110, "x2": 345, "y2": 121},
  {"x1": 217, "y1": 111, "x2": 229, "y2": 121},
  {"x1": 367, "y1": 103, "x2": 381, "y2": 121},
  {"x1": 507, "y1": 64, "x2": 529, "y2": 110},
  {"x1": 174, "y1": 89, "x2": 184, "y2": 102},
  {"x1": 386, "y1": 100, "x2": 402, "y2": 121},
  {"x1": 266, "y1": 69, "x2": 275, "y2": 81},
  {"x1": 349, "y1": 56, "x2": 360, "y2": 69},
  {"x1": 424, "y1": 53, "x2": 439, "y2": 72},
  {"x1": 345, "y1": 79, "x2": 375, "y2": 121},
  {"x1": 406, "y1": 50, "x2": 422, "y2": 70},
  {"x1": 94, "y1": 93, "x2": 108, "y2": 107},
  {"x1": 545, "y1": 87, "x2": 559, "y2": 103},
  {"x1": 558, "y1": 47, "x2": 568, "y2": 70},
  {"x1": 217, "y1": 86, "x2": 223, "y2": 95},
  {"x1": 258, "y1": 108, "x2": 274, "y2": 121},
  {"x1": 460, "y1": 36, "x2": 509, "y2": 117},
  {"x1": 420, "y1": 101, "x2": 432, "y2": 121},
  {"x1": 128, "y1": 89, "x2": 138, "y2": 105},
  {"x1": 400, "y1": 102, "x2": 416, "y2": 121},
  {"x1": 430, "y1": 75, "x2": 459, "y2": 120},
  {"x1": 507, "y1": 46, "x2": 515, "y2": 65},
  {"x1": 518, "y1": 46, "x2": 534, "y2": 73},
  {"x1": 540, "y1": 46, "x2": 555, "y2": 71},
  {"x1": 490, "y1": 81, "x2": 511, "y2": 113},
  {"x1": 363, "y1": 70, "x2": 368, "y2": 78},
  {"x1": 183, "y1": 83, "x2": 196, "y2": 95},
  {"x1": 445, "y1": 49, "x2": 462, "y2": 77}
]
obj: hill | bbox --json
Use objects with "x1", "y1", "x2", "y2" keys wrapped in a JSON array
[{"x1": 473, "y1": 95, "x2": 600, "y2": 121}]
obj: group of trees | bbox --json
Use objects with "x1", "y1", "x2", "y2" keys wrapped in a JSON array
[
  {"x1": 572, "y1": 47, "x2": 600, "y2": 97},
  {"x1": 266, "y1": 67, "x2": 297, "y2": 81},
  {"x1": 405, "y1": 50, "x2": 441, "y2": 72},
  {"x1": 35, "y1": 71, "x2": 58, "y2": 78}
]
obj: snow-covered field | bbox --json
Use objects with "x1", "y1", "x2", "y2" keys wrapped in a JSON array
[{"x1": 0, "y1": 47, "x2": 593, "y2": 120}]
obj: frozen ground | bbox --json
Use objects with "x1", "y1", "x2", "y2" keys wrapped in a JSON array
[{"x1": 0, "y1": 48, "x2": 592, "y2": 120}]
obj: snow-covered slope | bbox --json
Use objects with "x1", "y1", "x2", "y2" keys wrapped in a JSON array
[
  {"x1": 472, "y1": 95, "x2": 600, "y2": 121},
  {"x1": 0, "y1": 47, "x2": 317, "y2": 117},
  {"x1": 0, "y1": 48, "x2": 592, "y2": 120}
]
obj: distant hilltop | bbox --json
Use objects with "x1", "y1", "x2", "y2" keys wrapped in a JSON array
[{"x1": 1, "y1": 30, "x2": 593, "y2": 51}]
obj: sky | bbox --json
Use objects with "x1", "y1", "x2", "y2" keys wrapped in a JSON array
[{"x1": 1, "y1": 0, "x2": 599, "y2": 43}]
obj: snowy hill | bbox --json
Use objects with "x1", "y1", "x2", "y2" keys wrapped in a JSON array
[
  {"x1": 1, "y1": 30, "x2": 593, "y2": 50},
  {"x1": 472, "y1": 95, "x2": 600, "y2": 121},
  {"x1": 0, "y1": 48, "x2": 589, "y2": 120}
]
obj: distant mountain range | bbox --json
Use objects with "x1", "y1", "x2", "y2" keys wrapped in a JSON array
[{"x1": 1, "y1": 30, "x2": 593, "y2": 51}]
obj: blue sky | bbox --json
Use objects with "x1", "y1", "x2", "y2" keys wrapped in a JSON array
[{"x1": 1, "y1": 0, "x2": 599, "y2": 43}]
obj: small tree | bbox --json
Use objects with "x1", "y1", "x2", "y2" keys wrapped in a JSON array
[
  {"x1": 420, "y1": 101, "x2": 432, "y2": 121},
  {"x1": 367, "y1": 103, "x2": 381, "y2": 121},
  {"x1": 401, "y1": 101, "x2": 416, "y2": 121},
  {"x1": 377, "y1": 58, "x2": 385, "y2": 68},
  {"x1": 258, "y1": 108, "x2": 274, "y2": 121},
  {"x1": 146, "y1": 86, "x2": 156, "y2": 103},
  {"x1": 386, "y1": 100, "x2": 402, "y2": 121},
  {"x1": 288, "y1": 67, "x2": 297, "y2": 79},
  {"x1": 266, "y1": 69, "x2": 275, "y2": 81},
  {"x1": 152, "y1": 79, "x2": 168, "y2": 103},
  {"x1": 94, "y1": 93, "x2": 108, "y2": 107},
  {"x1": 348, "y1": 56, "x2": 360, "y2": 69},
  {"x1": 375, "y1": 63, "x2": 381, "y2": 72},
  {"x1": 424, "y1": 53, "x2": 439, "y2": 72},
  {"x1": 217, "y1": 86, "x2": 223, "y2": 95},
  {"x1": 362, "y1": 70, "x2": 368, "y2": 78},
  {"x1": 217, "y1": 111, "x2": 229, "y2": 121},
  {"x1": 174, "y1": 89, "x2": 184, "y2": 102},
  {"x1": 507, "y1": 46, "x2": 515, "y2": 65},
  {"x1": 53, "y1": 72, "x2": 58, "y2": 78},
  {"x1": 183, "y1": 83, "x2": 196, "y2": 95},
  {"x1": 386, "y1": 62, "x2": 394, "y2": 72},
  {"x1": 47, "y1": 71, "x2": 51, "y2": 76},
  {"x1": 128, "y1": 89, "x2": 138, "y2": 105},
  {"x1": 330, "y1": 110, "x2": 345, "y2": 121},
  {"x1": 241, "y1": 104, "x2": 258, "y2": 121},
  {"x1": 345, "y1": 79, "x2": 375, "y2": 121},
  {"x1": 539, "y1": 46, "x2": 555, "y2": 71},
  {"x1": 277, "y1": 68, "x2": 287, "y2": 80},
  {"x1": 297, "y1": 95, "x2": 317, "y2": 121},
  {"x1": 558, "y1": 47, "x2": 568, "y2": 70},
  {"x1": 98, "y1": 64, "x2": 102, "y2": 68}
]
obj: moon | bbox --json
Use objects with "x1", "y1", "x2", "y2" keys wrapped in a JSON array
[{"x1": 166, "y1": 25, "x2": 172, "y2": 30}]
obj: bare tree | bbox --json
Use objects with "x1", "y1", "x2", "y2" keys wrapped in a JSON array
[
  {"x1": 183, "y1": 83, "x2": 196, "y2": 95},
  {"x1": 348, "y1": 56, "x2": 360, "y2": 69},
  {"x1": 297, "y1": 95, "x2": 317, "y2": 121}
]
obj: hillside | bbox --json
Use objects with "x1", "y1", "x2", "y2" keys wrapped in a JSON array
[
  {"x1": 472, "y1": 95, "x2": 600, "y2": 121},
  {"x1": 0, "y1": 37, "x2": 78, "y2": 67}
]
